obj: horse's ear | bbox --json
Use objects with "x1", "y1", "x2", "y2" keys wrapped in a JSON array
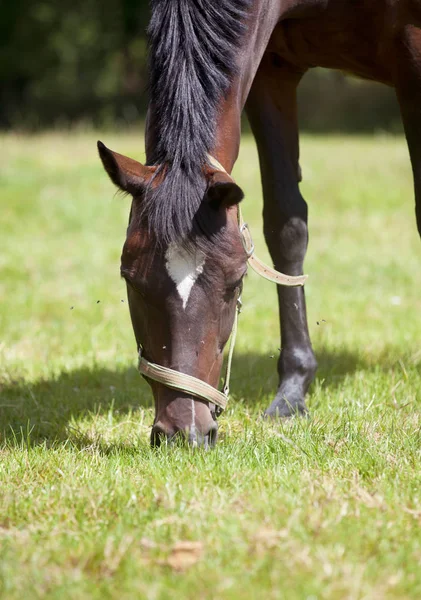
[
  {"x1": 97, "y1": 141, "x2": 155, "y2": 195},
  {"x1": 206, "y1": 171, "x2": 244, "y2": 210}
]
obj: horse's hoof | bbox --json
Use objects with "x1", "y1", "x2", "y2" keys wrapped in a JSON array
[{"x1": 264, "y1": 392, "x2": 309, "y2": 419}]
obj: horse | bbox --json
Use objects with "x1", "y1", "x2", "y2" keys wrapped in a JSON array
[{"x1": 99, "y1": 0, "x2": 421, "y2": 447}]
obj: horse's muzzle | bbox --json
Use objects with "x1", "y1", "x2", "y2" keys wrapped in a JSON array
[{"x1": 150, "y1": 421, "x2": 218, "y2": 449}]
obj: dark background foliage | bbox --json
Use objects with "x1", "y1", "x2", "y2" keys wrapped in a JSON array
[{"x1": 0, "y1": 0, "x2": 402, "y2": 132}]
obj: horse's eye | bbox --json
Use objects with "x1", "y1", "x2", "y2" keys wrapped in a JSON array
[
  {"x1": 226, "y1": 267, "x2": 247, "y2": 292},
  {"x1": 121, "y1": 271, "x2": 147, "y2": 298},
  {"x1": 225, "y1": 278, "x2": 244, "y2": 294}
]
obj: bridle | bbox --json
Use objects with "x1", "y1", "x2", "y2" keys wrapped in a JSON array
[{"x1": 137, "y1": 157, "x2": 307, "y2": 416}]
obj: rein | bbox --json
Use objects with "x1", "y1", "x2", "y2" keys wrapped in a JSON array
[{"x1": 137, "y1": 157, "x2": 308, "y2": 415}]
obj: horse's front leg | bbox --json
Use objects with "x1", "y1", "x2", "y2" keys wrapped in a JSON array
[
  {"x1": 246, "y1": 56, "x2": 317, "y2": 417},
  {"x1": 395, "y1": 26, "x2": 421, "y2": 238}
]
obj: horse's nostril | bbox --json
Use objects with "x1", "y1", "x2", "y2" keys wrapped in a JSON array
[
  {"x1": 204, "y1": 423, "x2": 218, "y2": 449},
  {"x1": 150, "y1": 423, "x2": 173, "y2": 447},
  {"x1": 208, "y1": 421, "x2": 219, "y2": 447},
  {"x1": 188, "y1": 422, "x2": 218, "y2": 449}
]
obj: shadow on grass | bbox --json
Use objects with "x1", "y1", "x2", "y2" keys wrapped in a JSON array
[
  {"x1": 0, "y1": 365, "x2": 150, "y2": 447},
  {"x1": 0, "y1": 346, "x2": 409, "y2": 447}
]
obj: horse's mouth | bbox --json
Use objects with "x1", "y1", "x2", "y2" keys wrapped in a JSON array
[{"x1": 150, "y1": 423, "x2": 218, "y2": 449}]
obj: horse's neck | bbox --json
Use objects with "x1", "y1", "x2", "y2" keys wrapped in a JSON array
[
  {"x1": 145, "y1": 0, "x2": 281, "y2": 173},
  {"x1": 211, "y1": 0, "x2": 281, "y2": 172}
]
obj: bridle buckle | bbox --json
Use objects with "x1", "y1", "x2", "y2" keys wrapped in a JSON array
[{"x1": 240, "y1": 222, "x2": 255, "y2": 257}]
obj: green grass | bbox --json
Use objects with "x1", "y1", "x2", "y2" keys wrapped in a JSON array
[{"x1": 0, "y1": 131, "x2": 420, "y2": 599}]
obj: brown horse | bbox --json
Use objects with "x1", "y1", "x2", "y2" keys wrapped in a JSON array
[{"x1": 99, "y1": 0, "x2": 421, "y2": 447}]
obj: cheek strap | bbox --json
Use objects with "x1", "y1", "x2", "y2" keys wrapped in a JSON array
[{"x1": 207, "y1": 153, "x2": 307, "y2": 287}]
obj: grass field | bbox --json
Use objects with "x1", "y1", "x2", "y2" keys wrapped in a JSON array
[{"x1": 1, "y1": 131, "x2": 420, "y2": 599}]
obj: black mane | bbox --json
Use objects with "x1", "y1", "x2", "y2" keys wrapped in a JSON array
[{"x1": 144, "y1": 0, "x2": 251, "y2": 243}]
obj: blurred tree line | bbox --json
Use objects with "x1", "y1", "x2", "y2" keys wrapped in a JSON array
[
  {"x1": 0, "y1": 0, "x2": 402, "y2": 132},
  {"x1": 1, "y1": 0, "x2": 149, "y2": 128}
]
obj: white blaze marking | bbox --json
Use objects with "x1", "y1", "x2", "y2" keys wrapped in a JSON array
[
  {"x1": 165, "y1": 243, "x2": 205, "y2": 309},
  {"x1": 191, "y1": 398, "x2": 196, "y2": 442}
]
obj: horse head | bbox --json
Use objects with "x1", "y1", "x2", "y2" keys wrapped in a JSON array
[{"x1": 98, "y1": 142, "x2": 248, "y2": 447}]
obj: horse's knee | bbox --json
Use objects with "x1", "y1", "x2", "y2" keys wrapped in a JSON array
[
  {"x1": 264, "y1": 215, "x2": 308, "y2": 265},
  {"x1": 279, "y1": 346, "x2": 317, "y2": 384}
]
